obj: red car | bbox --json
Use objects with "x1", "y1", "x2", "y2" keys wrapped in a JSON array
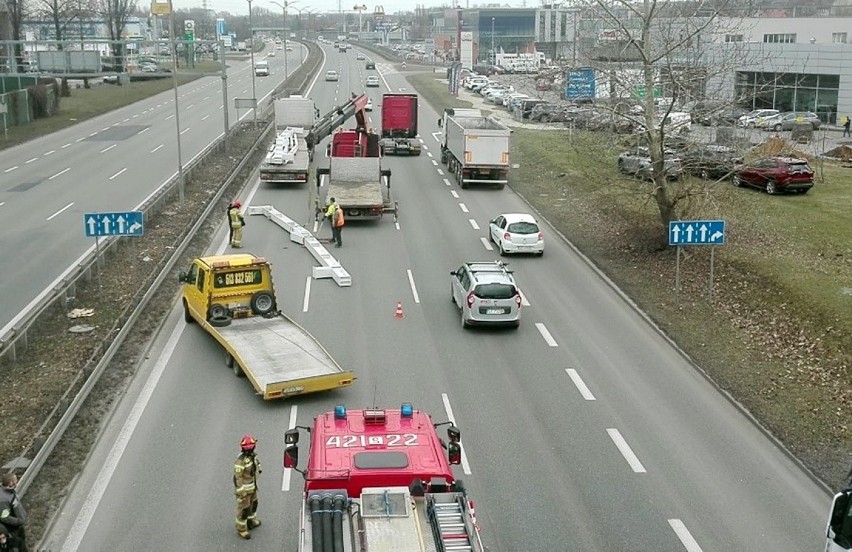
[{"x1": 732, "y1": 157, "x2": 814, "y2": 194}]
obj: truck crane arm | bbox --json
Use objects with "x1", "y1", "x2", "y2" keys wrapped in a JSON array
[{"x1": 305, "y1": 93, "x2": 370, "y2": 152}]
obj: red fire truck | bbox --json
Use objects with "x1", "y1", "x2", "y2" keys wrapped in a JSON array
[{"x1": 284, "y1": 404, "x2": 484, "y2": 551}]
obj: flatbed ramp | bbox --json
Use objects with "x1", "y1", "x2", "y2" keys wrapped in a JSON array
[
  {"x1": 328, "y1": 157, "x2": 384, "y2": 207},
  {"x1": 217, "y1": 314, "x2": 352, "y2": 397}
]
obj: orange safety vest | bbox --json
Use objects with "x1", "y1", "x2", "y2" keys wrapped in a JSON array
[{"x1": 334, "y1": 207, "x2": 345, "y2": 227}]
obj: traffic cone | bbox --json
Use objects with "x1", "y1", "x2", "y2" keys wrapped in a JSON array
[{"x1": 394, "y1": 301, "x2": 405, "y2": 319}]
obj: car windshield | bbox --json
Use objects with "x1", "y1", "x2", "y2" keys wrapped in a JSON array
[
  {"x1": 474, "y1": 283, "x2": 517, "y2": 300},
  {"x1": 506, "y1": 221, "x2": 539, "y2": 234}
]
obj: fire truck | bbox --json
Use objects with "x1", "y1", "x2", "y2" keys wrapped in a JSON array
[
  {"x1": 284, "y1": 404, "x2": 485, "y2": 552},
  {"x1": 316, "y1": 94, "x2": 397, "y2": 221}
]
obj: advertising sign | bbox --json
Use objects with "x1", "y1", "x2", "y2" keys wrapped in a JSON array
[
  {"x1": 216, "y1": 18, "x2": 226, "y2": 38},
  {"x1": 151, "y1": 0, "x2": 170, "y2": 15}
]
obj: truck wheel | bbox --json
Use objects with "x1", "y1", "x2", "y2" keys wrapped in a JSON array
[
  {"x1": 209, "y1": 315, "x2": 232, "y2": 328},
  {"x1": 224, "y1": 351, "x2": 234, "y2": 368},
  {"x1": 454, "y1": 479, "x2": 466, "y2": 495},
  {"x1": 208, "y1": 304, "x2": 228, "y2": 319},
  {"x1": 183, "y1": 301, "x2": 194, "y2": 324},
  {"x1": 251, "y1": 291, "x2": 276, "y2": 316},
  {"x1": 233, "y1": 357, "x2": 245, "y2": 377}
]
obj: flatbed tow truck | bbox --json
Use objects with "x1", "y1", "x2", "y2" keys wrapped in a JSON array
[
  {"x1": 284, "y1": 404, "x2": 484, "y2": 551},
  {"x1": 178, "y1": 254, "x2": 354, "y2": 399}
]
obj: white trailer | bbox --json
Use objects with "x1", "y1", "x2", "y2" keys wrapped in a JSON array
[
  {"x1": 260, "y1": 97, "x2": 317, "y2": 184},
  {"x1": 440, "y1": 108, "x2": 511, "y2": 189}
]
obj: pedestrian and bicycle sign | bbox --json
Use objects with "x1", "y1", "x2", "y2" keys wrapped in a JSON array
[
  {"x1": 84, "y1": 211, "x2": 144, "y2": 237},
  {"x1": 669, "y1": 220, "x2": 725, "y2": 246}
]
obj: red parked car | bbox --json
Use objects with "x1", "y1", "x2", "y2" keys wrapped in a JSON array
[{"x1": 732, "y1": 157, "x2": 814, "y2": 194}]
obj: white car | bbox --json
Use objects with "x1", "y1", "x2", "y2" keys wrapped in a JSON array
[
  {"x1": 737, "y1": 109, "x2": 780, "y2": 128},
  {"x1": 488, "y1": 213, "x2": 544, "y2": 256},
  {"x1": 365, "y1": 98, "x2": 373, "y2": 111},
  {"x1": 365, "y1": 75, "x2": 380, "y2": 87},
  {"x1": 325, "y1": 70, "x2": 339, "y2": 81},
  {"x1": 356, "y1": 53, "x2": 365, "y2": 60}
]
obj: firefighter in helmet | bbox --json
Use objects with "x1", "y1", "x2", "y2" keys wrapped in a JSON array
[
  {"x1": 229, "y1": 201, "x2": 245, "y2": 248},
  {"x1": 234, "y1": 434, "x2": 261, "y2": 539}
]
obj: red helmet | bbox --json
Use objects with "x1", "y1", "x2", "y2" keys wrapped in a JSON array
[
  {"x1": 232, "y1": 200, "x2": 242, "y2": 208},
  {"x1": 240, "y1": 434, "x2": 257, "y2": 451}
]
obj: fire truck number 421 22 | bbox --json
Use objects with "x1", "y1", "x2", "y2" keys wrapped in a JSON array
[{"x1": 325, "y1": 434, "x2": 418, "y2": 448}]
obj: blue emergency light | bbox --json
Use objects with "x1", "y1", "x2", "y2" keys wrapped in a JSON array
[
  {"x1": 400, "y1": 403, "x2": 413, "y2": 417},
  {"x1": 334, "y1": 405, "x2": 347, "y2": 419}
]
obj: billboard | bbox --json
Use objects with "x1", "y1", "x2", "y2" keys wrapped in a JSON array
[
  {"x1": 216, "y1": 18, "x2": 226, "y2": 38},
  {"x1": 565, "y1": 67, "x2": 596, "y2": 100},
  {"x1": 460, "y1": 31, "x2": 473, "y2": 70}
]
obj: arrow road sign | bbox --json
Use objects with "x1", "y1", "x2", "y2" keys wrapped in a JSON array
[
  {"x1": 669, "y1": 219, "x2": 725, "y2": 246},
  {"x1": 84, "y1": 211, "x2": 144, "y2": 237}
]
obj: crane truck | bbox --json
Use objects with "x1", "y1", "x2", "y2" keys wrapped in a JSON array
[
  {"x1": 178, "y1": 254, "x2": 354, "y2": 399},
  {"x1": 284, "y1": 404, "x2": 485, "y2": 552},
  {"x1": 440, "y1": 107, "x2": 511, "y2": 189},
  {"x1": 316, "y1": 94, "x2": 397, "y2": 221},
  {"x1": 826, "y1": 472, "x2": 852, "y2": 551},
  {"x1": 379, "y1": 93, "x2": 422, "y2": 156}
]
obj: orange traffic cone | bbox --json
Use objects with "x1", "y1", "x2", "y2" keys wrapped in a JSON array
[{"x1": 394, "y1": 301, "x2": 405, "y2": 319}]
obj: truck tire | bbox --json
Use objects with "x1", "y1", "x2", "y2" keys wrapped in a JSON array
[
  {"x1": 233, "y1": 358, "x2": 245, "y2": 377},
  {"x1": 208, "y1": 303, "x2": 228, "y2": 320},
  {"x1": 224, "y1": 351, "x2": 234, "y2": 368},
  {"x1": 250, "y1": 291, "x2": 276, "y2": 316},
  {"x1": 183, "y1": 301, "x2": 194, "y2": 324},
  {"x1": 210, "y1": 314, "x2": 232, "y2": 327},
  {"x1": 454, "y1": 479, "x2": 467, "y2": 495}
]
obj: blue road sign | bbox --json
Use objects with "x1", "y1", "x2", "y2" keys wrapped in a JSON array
[
  {"x1": 565, "y1": 68, "x2": 596, "y2": 101},
  {"x1": 669, "y1": 220, "x2": 725, "y2": 246},
  {"x1": 84, "y1": 211, "x2": 144, "y2": 237}
]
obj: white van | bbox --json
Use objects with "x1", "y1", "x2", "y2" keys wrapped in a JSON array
[{"x1": 254, "y1": 61, "x2": 270, "y2": 77}]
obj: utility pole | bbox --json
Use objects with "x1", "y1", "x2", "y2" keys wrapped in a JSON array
[{"x1": 247, "y1": 0, "x2": 257, "y2": 123}]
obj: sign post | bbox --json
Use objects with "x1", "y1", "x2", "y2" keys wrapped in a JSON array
[
  {"x1": 668, "y1": 220, "x2": 726, "y2": 297},
  {"x1": 84, "y1": 211, "x2": 145, "y2": 286}
]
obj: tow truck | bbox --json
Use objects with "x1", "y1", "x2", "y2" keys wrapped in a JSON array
[
  {"x1": 260, "y1": 94, "x2": 372, "y2": 184},
  {"x1": 178, "y1": 254, "x2": 354, "y2": 399},
  {"x1": 284, "y1": 404, "x2": 485, "y2": 552},
  {"x1": 316, "y1": 94, "x2": 397, "y2": 221}
]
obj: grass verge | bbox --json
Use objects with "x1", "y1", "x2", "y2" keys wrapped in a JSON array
[{"x1": 408, "y1": 72, "x2": 852, "y2": 489}]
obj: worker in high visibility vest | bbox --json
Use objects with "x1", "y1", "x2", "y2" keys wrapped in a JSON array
[
  {"x1": 233, "y1": 435, "x2": 261, "y2": 539},
  {"x1": 331, "y1": 204, "x2": 345, "y2": 248}
]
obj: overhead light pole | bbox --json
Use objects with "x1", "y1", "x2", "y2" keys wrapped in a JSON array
[
  {"x1": 491, "y1": 17, "x2": 495, "y2": 65},
  {"x1": 167, "y1": 0, "x2": 185, "y2": 200},
  {"x1": 271, "y1": 0, "x2": 297, "y2": 80},
  {"x1": 247, "y1": 0, "x2": 257, "y2": 123}
]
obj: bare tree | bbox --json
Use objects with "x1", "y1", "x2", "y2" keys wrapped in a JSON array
[
  {"x1": 95, "y1": 0, "x2": 137, "y2": 77},
  {"x1": 570, "y1": 0, "x2": 757, "y2": 241},
  {"x1": 4, "y1": 0, "x2": 30, "y2": 72}
]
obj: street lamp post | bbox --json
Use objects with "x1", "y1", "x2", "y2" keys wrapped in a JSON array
[
  {"x1": 271, "y1": 0, "x2": 297, "y2": 81},
  {"x1": 247, "y1": 0, "x2": 257, "y2": 123},
  {"x1": 491, "y1": 17, "x2": 495, "y2": 65}
]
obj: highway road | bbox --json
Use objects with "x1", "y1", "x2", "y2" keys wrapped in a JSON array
[
  {"x1": 43, "y1": 43, "x2": 829, "y2": 551},
  {"x1": 0, "y1": 42, "x2": 309, "y2": 338}
]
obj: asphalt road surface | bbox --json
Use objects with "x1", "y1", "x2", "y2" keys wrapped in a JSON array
[
  {"x1": 0, "y1": 43, "x2": 308, "y2": 339},
  {"x1": 42, "y1": 44, "x2": 829, "y2": 551}
]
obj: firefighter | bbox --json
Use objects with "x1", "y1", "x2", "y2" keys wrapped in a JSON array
[
  {"x1": 234, "y1": 434, "x2": 261, "y2": 540},
  {"x1": 229, "y1": 201, "x2": 245, "y2": 248}
]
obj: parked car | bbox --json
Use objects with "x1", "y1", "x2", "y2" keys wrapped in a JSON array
[
  {"x1": 618, "y1": 147, "x2": 683, "y2": 180},
  {"x1": 762, "y1": 111, "x2": 822, "y2": 131},
  {"x1": 488, "y1": 213, "x2": 544, "y2": 256},
  {"x1": 517, "y1": 99, "x2": 548, "y2": 119},
  {"x1": 732, "y1": 157, "x2": 814, "y2": 194},
  {"x1": 365, "y1": 75, "x2": 380, "y2": 87},
  {"x1": 699, "y1": 107, "x2": 748, "y2": 126},
  {"x1": 450, "y1": 261, "x2": 522, "y2": 328},
  {"x1": 737, "y1": 109, "x2": 780, "y2": 128},
  {"x1": 530, "y1": 103, "x2": 569, "y2": 122},
  {"x1": 503, "y1": 93, "x2": 530, "y2": 110},
  {"x1": 485, "y1": 89, "x2": 511, "y2": 104},
  {"x1": 324, "y1": 70, "x2": 339, "y2": 81},
  {"x1": 681, "y1": 145, "x2": 743, "y2": 180}
]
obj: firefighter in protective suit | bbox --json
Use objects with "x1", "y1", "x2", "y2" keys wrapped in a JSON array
[
  {"x1": 229, "y1": 201, "x2": 245, "y2": 248},
  {"x1": 234, "y1": 434, "x2": 261, "y2": 539}
]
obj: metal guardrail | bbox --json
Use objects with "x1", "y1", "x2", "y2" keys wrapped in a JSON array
[{"x1": 12, "y1": 41, "x2": 324, "y2": 496}]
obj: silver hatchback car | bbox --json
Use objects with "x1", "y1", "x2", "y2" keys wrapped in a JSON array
[{"x1": 450, "y1": 261, "x2": 521, "y2": 328}]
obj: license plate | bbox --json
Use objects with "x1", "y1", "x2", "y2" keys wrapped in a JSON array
[
  {"x1": 486, "y1": 308, "x2": 503, "y2": 315},
  {"x1": 518, "y1": 245, "x2": 532, "y2": 250}
]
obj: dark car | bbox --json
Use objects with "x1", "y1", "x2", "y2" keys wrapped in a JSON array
[
  {"x1": 732, "y1": 157, "x2": 814, "y2": 194},
  {"x1": 518, "y1": 98, "x2": 548, "y2": 119},
  {"x1": 531, "y1": 103, "x2": 571, "y2": 122},
  {"x1": 681, "y1": 145, "x2": 744, "y2": 180},
  {"x1": 366, "y1": 61, "x2": 376, "y2": 70},
  {"x1": 618, "y1": 147, "x2": 683, "y2": 180}
]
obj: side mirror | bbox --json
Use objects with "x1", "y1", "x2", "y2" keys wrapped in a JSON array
[
  {"x1": 283, "y1": 445, "x2": 299, "y2": 469},
  {"x1": 448, "y1": 442, "x2": 461, "y2": 465},
  {"x1": 284, "y1": 428, "x2": 299, "y2": 445},
  {"x1": 450, "y1": 271, "x2": 457, "y2": 276},
  {"x1": 447, "y1": 425, "x2": 460, "y2": 443},
  {"x1": 178, "y1": 272, "x2": 187, "y2": 283}
]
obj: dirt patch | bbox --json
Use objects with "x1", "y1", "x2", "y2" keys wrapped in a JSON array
[
  {"x1": 825, "y1": 144, "x2": 852, "y2": 160},
  {"x1": 750, "y1": 136, "x2": 814, "y2": 161}
]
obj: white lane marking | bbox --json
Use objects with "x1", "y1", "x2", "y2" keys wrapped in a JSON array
[
  {"x1": 62, "y1": 324, "x2": 184, "y2": 551},
  {"x1": 431, "y1": 159, "x2": 438, "y2": 166},
  {"x1": 459, "y1": 203, "x2": 469, "y2": 213},
  {"x1": 109, "y1": 168, "x2": 127, "y2": 180},
  {"x1": 48, "y1": 167, "x2": 71, "y2": 180},
  {"x1": 426, "y1": 152, "x2": 433, "y2": 158},
  {"x1": 282, "y1": 405, "x2": 298, "y2": 492},
  {"x1": 165, "y1": 114, "x2": 174, "y2": 120},
  {"x1": 565, "y1": 369, "x2": 596, "y2": 401},
  {"x1": 519, "y1": 290, "x2": 530, "y2": 306},
  {"x1": 203, "y1": 96, "x2": 210, "y2": 101},
  {"x1": 88, "y1": 132, "x2": 97, "y2": 137},
  {"x1": 302, "y1": 276, "x2": 311, "y2": 313},
  {"x1": 431, "y1": 132, "x2": 442, "y2": 142},
  {"x1": 668, "y1": 520, "x2": 704, "y2": 552},
  {"x1": 606, "y1": 428, "x2": 647, "y2": 473},
  {"x1": 179, "y1": 127, "x2": 190, "y2": 135},
  {"x1": 480, "y1": 237, "x2": 493, "y2": 251},
  {"x1": 442, "y1": 393, "x2": 472, "y2": 475},
  {"x1": 186, "y1": 104, "x2": 194, "y2": 109},
  {"x1": 201, "y1": 114, "x2": 210, "y2": 121},
  {"x1": 421, "y1": 144, "x2": 428, "y2": 150},
  {"x1": 450, "y1": 191, "x2": 459, "y2": 199},
  {"x1": 535, "y1": 323, "x2": 558, "y2": 347},
  {"x1": 150, "y1": 145, "x2": 164, "y2": 153},
  {"x1": 76, "y1": 137, "x2": 86, "y2": 142},
  {"x1": 437, "y1": 169, "x2": 444, "y2": 175},
  {"x1": 100, "y1": 144, "x2": 116, "y2": 153},
  {"x1": 4, "y1": 166, "x2": 18, "y2": 173},
  {"x1": 468, "y1": 219, "x2": 479, "y2": 230},
  {"x1": 443, "y1": 178, "x2": 451, "y2": 186},
  {"x1": 406, "y1": 269, "x2": 420, "y2": 304},
  {"x1": 0, "y1": 202, "x2": 4, "y2": 207},
  {"x1": 394, "y1": 221, "x2": 400, "y2": 231},
  {"x1": 137, "y1": 127, "x2": 149, "y2": 135},
  {"x1": 26, "y1": 158, "x2": 38, "y2": 164},
  {"x1": 61, "y1": 143, "x2": 72, "y2": 148},
  {"x1": 46, "y1": 202, "x2": 74, "y2": 221},
  {"x1": 101, "y1": 126, "x2": 110, "y2": 131},
  {"x1": 44, "y1": 150, "x2": 56, "y2": 156}
]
